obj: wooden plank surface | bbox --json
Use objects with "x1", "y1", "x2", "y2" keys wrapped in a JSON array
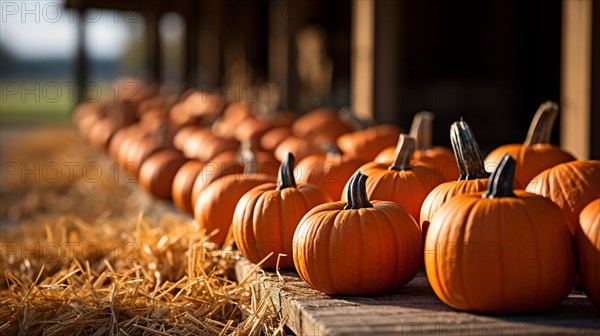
[{"x1": 235, "y1": 258, "x2": 600, "y2": 335}]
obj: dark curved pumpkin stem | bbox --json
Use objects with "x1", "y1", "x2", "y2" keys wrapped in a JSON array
[
  {"x1": 277, "y1": 152, "x2": 297, "y2": 190},
  {"x1": 523, "y1": 101, "x2": 558, "y2": 146},
  {"x1": 409, "y1": 111, "x2": 434, "y2": 150},
  {"x1": 483, "y1": 154, "x2": 517, "y2": 199},
  {"x1": 389, "y1": 135, "x2": 415, "y2": 171},
  {"x1": 344, "y1": 171, "x2": 373, "y2": 209},
  {"x1": 320, "y1": 141, "x2": 343, "y2": 158},
  {"x1": 450, "y1": 120, "x2": 489, "y2": 181}
]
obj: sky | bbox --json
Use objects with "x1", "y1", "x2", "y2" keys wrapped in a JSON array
[{"x1": 0, "y1": 0, "x2": 138, "y2": 60}]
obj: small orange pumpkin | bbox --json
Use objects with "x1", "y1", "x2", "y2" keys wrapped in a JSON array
[
  {"x1": 420, "y1": 120, "x2": 489, "y2": 239},
  {"x1": 260, "y1": 126, "x2": 293, "y2": 152},
  {"x1": 171, "y1": 160, "x2": 205, "y2": 213},
  {"x1": 232, "y1": 153, "x2": 332, "y2": 269},
  {"x1": 194, "y1": 153, "x2": 276, "y2": 245},
  {"x1": 293, "y1": 172, "x2": 423, "y2": 295},
  {"x1": 343, "y1": 135, "x2": 447, "y2": 221},
  {"x1": 375, "y1": 112, "x2": 458, "y2": 180},
  {"x1": 425, "y1": 154, "x2": 575, "y2": 314},
  {"x1": 526, "y1": 160, "x2": 600, "y2": 235},
  {"x1": 138, "y1": 149, "x2": 187, "y2": 198},
  {"x1": 485, "y1": 101, "x2": 575, "y2": 187},
  {"x1": 577, "y1": 199, "x2": 600, "y2": 307},
  {"x1": 337, "y1": 124, "x2": 402, "y2": 161},
  {"x1": 190, "y1": 151, "x2": 244, "y2": 205},
  {"x1": 296, "y1": 142, "x2": 366, "y2": 201},
  {"x1": 292, "y1": 107, "x2": 352, "y2": 141},
  {"x1": 274, "y1": 136, "x2": 320, "y2": 163}
]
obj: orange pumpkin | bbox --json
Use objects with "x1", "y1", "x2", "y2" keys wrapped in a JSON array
[
  {"x1": 260, "y1": 126, "x2": 292, "y2": 152},
  {"x1": 293, "y1": 172, "x2": 422, "y2": 295},
  {"x1": 171, "y1": 160, "x2": 205, "y2": 213},
  {"x1": 190, "y1": 151, "x2": 244, "y2": 205},
  {"x1": 526, "y1": 160, "x2": 600, "y2": 235},
  {"x1": 485, "y1": 101, "x2": 575, "y2": 187},
  {"x1": 292, "y1": 108, "x2": 352, "y2": 140},
  {"x1": 425, "y1": 154, "x2": 575, "y2": 314},
  {"x1": 337, "y1": 124, "x2": 402, "y2": 161},
  {"x1": 274, "y1": 136, "x2": 320, "y2": 162},
  {"x1": 375, "y1": 112, "x2": 458, "y2": 180},
  {"x1": 296, "y1": 142, "x2": 366, "y2": 201},
  {"x1": 194, "y1": 154, "x2": 276, "y2": 245},
  {"x1": 343, "y1": 135, "x2": 447, "y2": 221},
  {"x1": 577, "y1": 199, "x2": 600, "y2": 307},
  {"x1": 420, "y1": 120, "x2": 489, "y2": 239},
  {"x1": 138, "y1": 149, "x2": 187, "y2": 198},
  {"x1": 232, "y1": 153, "x2": 332, "y2": 269}
]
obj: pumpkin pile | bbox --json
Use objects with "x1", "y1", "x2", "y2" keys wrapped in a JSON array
[{"x1": 75, "y1": 80, "x2": 598, "y2": 314}]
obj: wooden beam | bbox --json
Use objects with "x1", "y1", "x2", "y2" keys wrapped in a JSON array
[
  {"x1": 351, "y1": 0, "x2": 374, "y2": 120},
  {"x1": 560, "y1": 0, "x2": 592, "y2": 159}
]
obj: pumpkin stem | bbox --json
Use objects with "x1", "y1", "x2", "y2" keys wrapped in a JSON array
[
  {"x1": 409, "y1": 111, "x2": 434, "y2": 150},
  {"x1": 344, "y1": 171, "x2": 373, "y2": 210},
  {"x1": 523, "y1": 101, "x2": 558, "y2": 146},
  {"x1": 483, "y1": 154, "x2": 517, "y2": 199},
  {"x1": 450, "y1": 120, "x2": 489, "y2": 181},
  {"x1": 277, "y1": 152, "x2": 297, "y2": 190},
  {"x1": 320, "y1": 141, "x2": 342, "y2": 159},
  {"x1": 389, "y1": 135, "x2": 415, "y2": 171}
]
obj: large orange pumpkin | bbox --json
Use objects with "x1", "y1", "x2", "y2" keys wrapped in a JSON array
[
  {"x1": 293, "y1": 172, "x2": 422, "y2": 296},
  {"x1": 375, "y1": 112, "x2": 458, "y2": 180},
  {"x1": 425, "y1": 154, "x2": 575, "y2": 314},
  {"x1": 484, "y1": 101, "x2": 575, "y2": 187},
  {"x1": 526, "y1": 160, "x2": 600, "y2": 235},
  {"x1": 577, "y1": 199, "x2": 600, "y2": 307},
  {"x1": 232, "y1": 153, "x2": 332, "y2": 269},
  {"x1": 420, "y1": 120, "x2": 489, "y2": 240},
  {"x1": 296, "y1": 142, "x2": 366, "y2": 201},
  {"x1": 337, "y1": 124, "x2": 402, "y2": 161},
  {"x1": 194, "y1": 155, "x2": 276, "y2": 246},
  {"x1": 343, "y1": 135, "x2": 447, "y2": 221}
]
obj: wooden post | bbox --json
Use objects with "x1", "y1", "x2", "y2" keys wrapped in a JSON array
[
  {"x1": 146, "y1": 12, "x2": 162, "y2": 83},
  {"x1": 351, "y1": 0, "x2": 374, "y2": 120},
  {"x1": 560, "y1": 0, "x2": 592, "y2": 159},
  {"x1": 184, "y1": 1, "x2": 200, "y2": 88}
]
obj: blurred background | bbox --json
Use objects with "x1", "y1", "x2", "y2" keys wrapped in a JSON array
[{"x1": 0, "y1": 0, "x2": 597, "y2": 158}]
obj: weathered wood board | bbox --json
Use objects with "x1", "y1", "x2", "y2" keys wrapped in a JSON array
[{"x1": 235, "y1": 258, "x2": 600, "y2": 335}]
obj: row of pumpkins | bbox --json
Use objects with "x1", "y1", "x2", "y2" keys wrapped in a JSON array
[{"x1": 74, "y1": 79, "x2": 599, "y2": 314}]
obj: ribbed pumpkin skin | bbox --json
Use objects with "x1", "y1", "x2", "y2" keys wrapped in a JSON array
[
  {"x1": 296, "y1": 154, "x2": 366, "y2": 201},
  {"x1": 419, "y1": 178, "x2": 489, "y2": 239},
  {"x1": 342, "y1": 162, "x2": 446, "y2": 221},
  {"x1": 194, "y1": 174, "x2": 275, "y2": 245},
  {"x1": 526, "y1": 160, "x2": 600, "y2": 235},
  {"x1": 485, "y1": 144, "x2": 575, "y2": 188},
  {"x1": 293, "y1": 201, "x2": 422, "y2": 296},
  {"x1": 376, "y1": 147, "x2": 459, "y2": 181},
  {"x1": 577, "y1": 199, "x2": 600, "y2": 307},
  {"x1": 425, "y1": 191, "x2": 575, "y2": 314},
  {"x1": 232, "y1": 183, "x2": 332, "y2": 269}
]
